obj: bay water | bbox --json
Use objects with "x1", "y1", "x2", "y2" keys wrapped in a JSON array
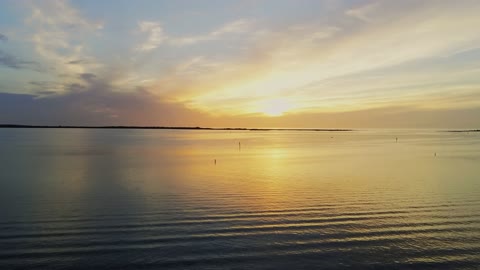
[{"x1": 0, "y1": 128, "x2": 479, "y2": 269}]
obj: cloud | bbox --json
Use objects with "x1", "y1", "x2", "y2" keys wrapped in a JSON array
[
  {"x1": 345, "y1": 2, "x2": 380, "y2": 22},
  {"x1": 136, "y1": 21, "x2": 166, "y2": 51},
  {"x1": 170, "y1": 19, "x2": 252, "y2": 46},
  {"x1": 29, "y1": 80, "x2": 62, "y2": 96},
  {"x1": 0, "y1": 49, "x2": 42, "y2": 71},
  {"x1": 170, "y1": 1, "x2": 480, "y2": 116},
  {"x1": 136, "y1": 19, "x2": 252, "y2": 50},
  {"x1": 26, "y1": 0, "x2": 102, "y2": 77},
  {"x1": 79, "y1": 73, "x2": 96, "y2": 82},
  {"x1": 67, "y1": 59, "x2": 90, "y2": 65},
  {"x1": 211, "y1": 19, "x2": 251, "y2": 36},
  {"x1": 0, "y1": 33, "x2": 7, "y2": 42}
]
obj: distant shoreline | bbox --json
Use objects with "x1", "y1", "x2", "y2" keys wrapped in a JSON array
[
  {"x1": 0, "y1": 124, "x2": 353, "y2": 132},
  {"x1": 1, "y1": 125, "x2": 478, "y2": 132},
  {"x1": 445, "y1": 130, "x2": 480, "y2": 133}
]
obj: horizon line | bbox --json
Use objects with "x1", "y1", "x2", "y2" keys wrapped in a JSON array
[
  {"x1": 1, "y1": 124, "x2": 479, "y2": 132},
  {"x1": 0, "y1": 124, "x2": 353, "y2": 132}
]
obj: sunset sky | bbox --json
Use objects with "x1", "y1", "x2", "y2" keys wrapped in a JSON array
[{"x1": 1, "y1": 0, "x2": 480, "y2": 128}]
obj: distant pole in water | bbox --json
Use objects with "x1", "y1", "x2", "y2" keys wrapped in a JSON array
[
  {"x1": 239, "y1": 141, "x2": 241, "y2": 151},
  {"x1": 396, "y1": 137, "x2": 398, "y2": 142},
  {"x1": 214, "y1": 159, "x2": 216, "y2": 165},
  {"x1": 434, "y1": 152, "x2": 436, "y2": 157}
]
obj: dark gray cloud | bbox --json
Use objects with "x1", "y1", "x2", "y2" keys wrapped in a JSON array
[
  {"x1": 30, "y1": 81, "x2": 56, "y2": 88},
  {"x1": 80, "y1": 73, "x2": 96, "y2": 82},
  {"x1": 0, "y1": 74, "x2": 207, "y2": 126},
  {"x1": 0, "y1": 91, "x2": 205, "y2": 126},
  {"x1": 29, "y1": 81, "x2": 63, "y2": 96},
  {"x1": 35, "y1": 90, "x2": 58, "y2": 96},
  {"x1": 0, "y1": 33, "x2": 7, "y2": 42},
  {"x1": 67, "y1": 59, "x2": 88, "y2": 65},
  {"x1": 0, "y1": 50, "x2": 42, "y2": 71}
]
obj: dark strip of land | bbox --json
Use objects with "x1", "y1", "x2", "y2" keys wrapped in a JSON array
[
  {"x1": 0, "y1": 124, "x2": 352, "y2": 132},
  {"x1": 445, "y1": 130, "x2": 480, "y2": 132}
]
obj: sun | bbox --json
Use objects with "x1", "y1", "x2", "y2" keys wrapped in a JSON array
[{"x1": 259, "y1": 98, "x2": 293, "y2": 116}]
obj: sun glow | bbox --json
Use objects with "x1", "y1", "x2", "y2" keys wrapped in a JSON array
[{"x1": 258, "y1": 98, "x2": 293, "y2": 116}]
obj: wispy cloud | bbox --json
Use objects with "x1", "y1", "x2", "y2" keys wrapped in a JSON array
[
  {"x1": 136, "y1": 19, "x2": 253, "y2": 50},
  {"x1": 345, "y1": 2, "x2": 379, "y2": 22},
  {"x1": 169, "y1": 19, "x2": 252, "y2": 46},
  {"x1": 26, "y1": 0, "x2": 103, "y2": 77},
  {"x1": 0, "y1": 33, "x2": 7, "y2": 42},
  {"x1": 136, "y1": 21, "x2": 165, "y2": 51},
  {"x1": 174, "y1": 1, "x2": 480, "y2": 116}
]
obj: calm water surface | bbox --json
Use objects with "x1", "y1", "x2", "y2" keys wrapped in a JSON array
[{"x1": 0, "y1": 128, "x2": 479, "y2": 269}]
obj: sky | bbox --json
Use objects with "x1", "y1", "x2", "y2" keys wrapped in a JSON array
[{"x1": 1, "y1": 0, "x2": 480, "y2": 128}]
